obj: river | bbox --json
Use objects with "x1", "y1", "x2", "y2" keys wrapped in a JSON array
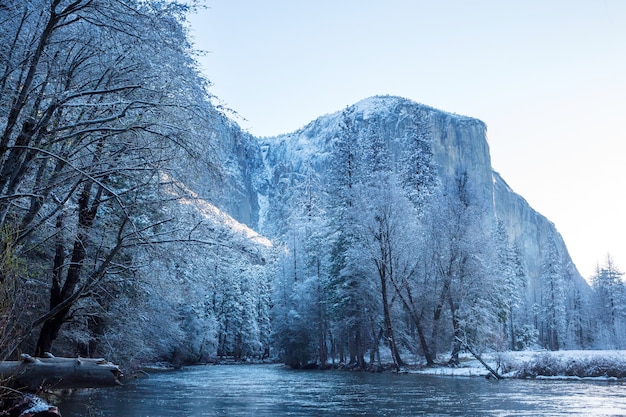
[{"x1": 57, "y1": 364, "x2": 626, "y2": 416}]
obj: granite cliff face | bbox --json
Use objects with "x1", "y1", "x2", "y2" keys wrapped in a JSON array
[
  {"x1": 206, "y1": 95, "x2": 588, "y2": 294},
  {"x1": 492, "y1": 172, "x2": 586, "y2": 293},
  {"x1": 177, "y1": 109, "x2": 262, "y2": 228}
]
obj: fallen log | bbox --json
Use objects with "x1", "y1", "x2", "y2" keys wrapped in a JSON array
[
  {"x1": 454, "y1": 336, "x2": 503, "y2": 380},
  {"x1": 0, "y1": 354, "x2": 122, "y2": 391}
]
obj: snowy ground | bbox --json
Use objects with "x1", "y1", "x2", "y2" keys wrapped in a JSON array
[{"x1": 408, "y1": 350, "x2": 626, "y2": 380}]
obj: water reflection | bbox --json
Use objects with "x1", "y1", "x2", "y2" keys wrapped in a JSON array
[{"x1": 58, "y1": 364, "x2": 626, "y2": 416}]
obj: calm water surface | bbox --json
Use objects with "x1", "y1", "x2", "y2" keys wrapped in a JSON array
[{"x1": 58, "y1": 364, "x2": 626, "y2": 416}]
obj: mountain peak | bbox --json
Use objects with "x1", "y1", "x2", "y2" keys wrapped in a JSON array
[{"x1": 349, "y1": 95, "x2": 480, "y2": 125}]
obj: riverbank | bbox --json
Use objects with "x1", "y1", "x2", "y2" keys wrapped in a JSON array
[
  {"x1": 135, "y1": 350, "x2": 626, "y2": 381},
  {"x1": 410, "y1": 350, "x2": 626, "y2": 380}
]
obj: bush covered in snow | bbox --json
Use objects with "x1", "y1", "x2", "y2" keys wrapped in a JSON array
[{"x1": 511, "y1": 352, "x2": 626, "y2": 379}]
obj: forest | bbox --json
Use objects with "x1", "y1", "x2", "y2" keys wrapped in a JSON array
[{"x1": 1, "y1": 0, "x2": 625, "y2": 381}]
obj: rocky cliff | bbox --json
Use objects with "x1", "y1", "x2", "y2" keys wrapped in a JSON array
[{"x1": 205, "y1": 95, "x2": 588, "y2": 294}]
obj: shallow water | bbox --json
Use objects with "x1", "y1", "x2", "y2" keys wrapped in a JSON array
[{"x1": 58, "y1": 364, "x2": 626, "y2": 416}]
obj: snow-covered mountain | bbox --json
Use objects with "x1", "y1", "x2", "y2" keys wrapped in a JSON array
[
  {"x1": 154, "y1": 96, "x2": 593, "y2": 358},
  {"x1": 208, "y1": 95, "x2": 586, "y2": 295}
]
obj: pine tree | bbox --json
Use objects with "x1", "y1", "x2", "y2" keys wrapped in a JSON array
[
  {"x1": 493, "y1": 220, "x2": 527, "y2": 350},
  {"x1": 399, "y1": 110, "x2": 437, "y2": 210},
  {"x1": 325, "y1": 108, "x2": 375, "y2": 368},
  {"x1": 592, "y1": 254, "x2": 625, "y2": 348},
  {"x1": 540, "y1": 237, "x2": 567, "y2": 351}
]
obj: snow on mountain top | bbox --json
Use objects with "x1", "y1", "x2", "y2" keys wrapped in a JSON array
[
  {"x1": 260, "y1": 95, "x2": 484, "y2": 165},
  {"x1": 267, "y1": 95, "x2": 482, "y2": 142},
  {"x1": 255, "y1": 95, "x2": 488, "y2": 182},
  {"x1": 351, "y1": 95, "x2": 408, "y2": 119},
  {"x1": 351, "y1": 95, "x2": 454, "y2": 120}
]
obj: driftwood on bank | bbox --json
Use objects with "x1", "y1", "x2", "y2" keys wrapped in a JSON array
[{"x1": 0, "y1": 354, "x2": 122, "y2": 391}]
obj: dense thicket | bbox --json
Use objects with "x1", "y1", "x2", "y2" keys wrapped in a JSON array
[{"x1": 0, "y1": 0, "x2": 272, "y2": 367}]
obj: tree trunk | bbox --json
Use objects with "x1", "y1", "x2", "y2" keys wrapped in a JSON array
[
  {"x1": 348, "y1": 329, "x2": 357, "y2": 365},
  {"x1": 454, "y1": 337, "x2": 503, "y2": 380},
  {"x1": 316, "y1": 271, "x2": 328, "y2": 366},
  {"x1": 35, "y1": 182, "x2": 103, "y2": 356},
  {"x1": 355, "y1": 329, "x2": 366, "y2": 369},
  {"x1": 387, "y1": 275, "x2": 435, "y2": 366},
  {"x1": 380, "y1": 276, "x2": 403, "y2": 368},
  {"x1": 1, "y1": 355, "x2": 122, "y2": 391},
  {"x1": 318, "y1": 324, "x2": 328, "y2": 366},
  {"x1": 448, "y1": 296, "x2": 462, "y2": 366},
  {"x1": 510, "y1": 307, "x2": 516, "y2": 350},
  {"x1": 416, "y1": 317, "x2": 435, "y2": 366},
  {"x1": 338, "y1": 334, "x2": 345, "y2": 364},
  {"x1": 431, "y1": 272, "x2": 451, "y2": 360},
  {"x1": 374, "y1": 212, "x2": 404, "y2": 369}
]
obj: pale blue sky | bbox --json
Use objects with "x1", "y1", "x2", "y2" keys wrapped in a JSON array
[{"x1": 188, "y1": 0, "x2": 626, "y2": 279}]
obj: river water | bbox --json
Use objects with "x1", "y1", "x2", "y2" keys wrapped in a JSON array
[{"x1": 57, "y1": 364, "x2": 626, "y2": 416}]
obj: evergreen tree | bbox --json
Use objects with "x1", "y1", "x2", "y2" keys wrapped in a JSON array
[
  {"x1": 493, "y1": 220, "x2": 527, "y2": 350},
  {"x1": 592, "y1": 254, "x2": 625, "y2": 348},
  {"x1": 540, "y1": 237, "x2": 567, "y2": 351},
  {"x1": 399, "y1": 110, "x2": 437, "y2": 209},
  {"x1": 325, "y1": 108, "x2": 376, "y2": 368}
]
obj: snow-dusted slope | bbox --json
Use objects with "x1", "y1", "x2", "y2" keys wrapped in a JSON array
[{"x1": 163, "y1": 173, "x2": 272, "y2": 264}]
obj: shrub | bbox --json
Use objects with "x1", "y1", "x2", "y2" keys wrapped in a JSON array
[{"x1": 516, "y1": 353, "x2": 626, "y2": 379}]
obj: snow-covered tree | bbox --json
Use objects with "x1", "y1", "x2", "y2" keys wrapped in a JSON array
[
  {"x1": 269, "y1": 160, "x2": 334, "y2": 367},
  {"x1": 323, "y1": 109, "x2": 377, "y2": 368},
  {"x1": 493, "y1": 220, "x2": 527, "y2": 350},
  {"x1": 399, "y1": 110, "x2": 437, "y2": 209},
  {"x1": 540, "y1": 237, "x2": 567, "y2": 350},
  {"x1": 591, "y1": 254, "x2": 625, "y2": 348},
  {"x1": 271, "y1": 247, "x2": 316, "y2": 368},
  {"x1": 360, "y1": 125, "x2": 405, "y2": 368},
  {"x1": 0, "y1": 0, "x2": 217, "y2": 358},
  {"x1": 417, "y1": 173, "x2": 501, "y2": 364}
]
